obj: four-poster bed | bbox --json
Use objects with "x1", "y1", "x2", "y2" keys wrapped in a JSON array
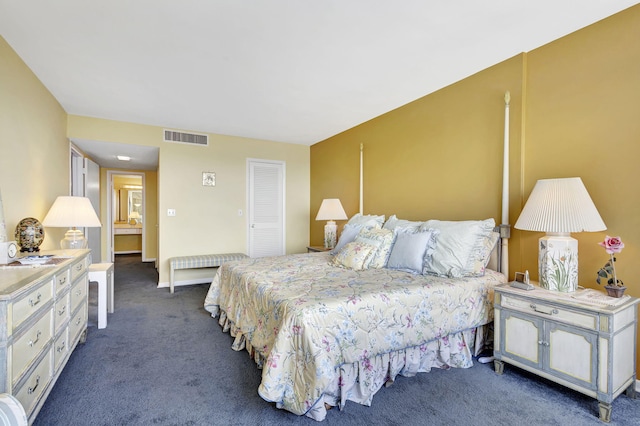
[{"x1": 204, "y1": 94, "x2": 512, "y2": 421}]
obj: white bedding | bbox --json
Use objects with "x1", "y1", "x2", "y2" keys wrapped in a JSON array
[{"x1": 204, "y1": 252, "x2": 506, "y2": 420}]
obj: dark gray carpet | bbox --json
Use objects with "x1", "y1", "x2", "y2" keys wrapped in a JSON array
[{"x1": 33, "y1": 255, "x2": 640, "y2": 425}]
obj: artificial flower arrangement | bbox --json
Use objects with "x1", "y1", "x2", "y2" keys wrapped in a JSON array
[{"x1": 596, "y1": 236, "x2": 625, "y2": 288}]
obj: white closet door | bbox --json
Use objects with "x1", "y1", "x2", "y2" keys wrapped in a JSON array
[
  {"x1": 248, "y1": 160, "x2": 285, "y2": 258},
  {"x1": 85, "y1": 158, "x2": 101, "y2": 262}
]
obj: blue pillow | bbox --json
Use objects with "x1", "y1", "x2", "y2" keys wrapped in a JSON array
[
  {"x1": 330, "y1": 224, "x2": 362, "y2": 255},
  {"x1": 386, "y1": 228, "x2": 438, "y2": 274}
]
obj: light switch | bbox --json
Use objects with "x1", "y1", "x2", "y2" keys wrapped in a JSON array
[{"x1": 167, "y1": 209, "x2": 176, "y2": 216}]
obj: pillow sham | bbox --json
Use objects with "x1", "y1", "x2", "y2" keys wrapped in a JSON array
[
  {"x1": 330, "y1": 241, "x2": 377, "y2": 271},
  {"x1": 354, "y1": 228, "x2": 394, "y2": 269},
  {"x1": 382, "y1": 214, "x2": 424, "y2": 231},
  {"x1": 421, "y1": 218, "x2": 496, "y2": 278},
  {"x1": 330, "y1": 223, "x2": 362, "y2": 255},
  {"x1": 467, "y1": 230, "x2": 500, "y2": 275},
  {"x1": 347, "y1": 213, "x2": 385, "y2": 229},
  {"x1": 386, "y1": 228, "x2": 438, "y2": 274}
]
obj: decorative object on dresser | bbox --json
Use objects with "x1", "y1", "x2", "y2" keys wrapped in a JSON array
[
  {"x1": 315, "y1": 198, "x2": 348, "y2": 249},
  {"x1": 0, "y1": 249, "x2": 91, "y2": 424},
  {"x1": 14, "y1": 217, "x2": 45, "y2": 253},
  {"x1": 42, "y1": 196, "x2": 102, "y2": 249},
  {"x1": 514, "y1": 177, "x2": 606, "y2": 292},
  {"x1": 493, "y1": 284, "x2": 639, "y2": 423},
  {"x1": 596, "y1": 236, "x2": 626, "y2": 298}
]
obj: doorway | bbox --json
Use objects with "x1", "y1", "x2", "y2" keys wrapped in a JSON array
[{"x1": 107, "y1": 171, "x2": 145, "y2": 262}]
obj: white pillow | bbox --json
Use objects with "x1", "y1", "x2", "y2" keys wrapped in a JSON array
[
  {"x1": 386, "y1": 228, "x2": 438, "y2": 274},
  {"x1": 382, "y1": 214, "x2": 424, "y2": 231},
  {"x1": 422, "y1": 218, "x2": 496, "y2": 278},
  {"x1": 347, "y1": 213, "x2": 385, "y2": 229}
]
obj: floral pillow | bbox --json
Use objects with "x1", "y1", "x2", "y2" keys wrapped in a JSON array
[
  {"x1": 354, "y1": 228, "x2": 394, "y2": 269},
  {"x1": 330, "y1": 241, "x2": 377, "y2": 271}
]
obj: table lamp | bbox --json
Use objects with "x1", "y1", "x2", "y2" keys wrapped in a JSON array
[
  {"x1": 315, "y1": 198, "x2": 347, "y2": 249},
  {"x1": 42, "y1": 196, "x2": 102, "y2": 249},
  {"x1": 514, "y1": 177, "x2": 606, "y2": 292}
]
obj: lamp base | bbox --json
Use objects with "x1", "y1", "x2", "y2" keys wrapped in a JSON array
[
  {"x1": 538, "y1": 233, "x2": 578, "y2": 292},
  {"x1": 60, "y1": 228, "x2": 88, "y2": 249},
  {"x1": 324, "y1": 221, "x2": 338, "y2": 249}
]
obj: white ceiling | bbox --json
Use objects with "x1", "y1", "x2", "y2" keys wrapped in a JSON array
[{"x1": 1, "y1": 1, "x2": 638, "y2": 168}]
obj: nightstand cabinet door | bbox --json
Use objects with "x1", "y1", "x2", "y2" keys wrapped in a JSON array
[
  {"x1": 501, "y1": 311, "x2": 543, "y2": 368},
  {"x1": 546, "y1": 322, "x2": 597, "y2": 389}
]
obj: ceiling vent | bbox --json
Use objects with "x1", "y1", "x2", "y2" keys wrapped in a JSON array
[{"x1": 163, "y1": 129, "x2": 208, "y2": 146}]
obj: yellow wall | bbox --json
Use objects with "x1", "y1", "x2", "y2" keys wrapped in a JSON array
[
  {"x1": 311, "y1": 5, "x2": 640, "y2": 369},
  {"x1": 67, "y1": 116, "x2": 310, "y2": 285},
  {"x1": 0, "y1": 36, "x2": 69, "y2": 249}
]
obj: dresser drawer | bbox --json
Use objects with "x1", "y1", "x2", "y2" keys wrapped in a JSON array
[
  {"x1": 13, "y1": 280, "x2": 53, "y2": 331},
  {"x1": 501, "y1": 294, "x2": 598, "y2": 331},
  {"x1": 70, "y1": 277, "x2": 87, "y2": 313},
  {"x1": 70, "y1": 258, "x2": 87, "y2": 282},
  {"x1": 54, "y1": 269, "x2": 70, "y2": 295},
  {"x1": 53, "y1": 292, "x2": 70, "y2": 333},
  {"x1": 12, "y1": 311, "x2": 53, "y2": 381},
  {"x1": 53, "y1": 329, "x2": 69, "y2": 372},
  {"x1": 69, "y1": 304, "x2": 86, "y2": 344},
  {"x1": 14, "y1": 350, "x2": 52, "y2": 417}
]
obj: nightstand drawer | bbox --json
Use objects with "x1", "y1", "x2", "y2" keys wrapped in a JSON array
[{"x1": 501, "y1": 293, "x2": 597, "y2": 330}]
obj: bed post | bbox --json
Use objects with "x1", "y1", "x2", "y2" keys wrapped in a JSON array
[
  {"x1": 500, "y1": 91, "x2": 511, "y2": 278},
  {"x1": 359, "y1": 143, "x2": 363, "y2": 214}
]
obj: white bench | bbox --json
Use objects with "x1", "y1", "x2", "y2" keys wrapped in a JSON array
[{"x1": 169, "y1": 253, "x2": 248, "y2": 293}]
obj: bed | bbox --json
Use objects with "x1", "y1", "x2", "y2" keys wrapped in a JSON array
[
  {"x1": 204, "y1": 94, "x2": 512, "y2": 421},
  {"x1": 204, "y1": 216, "x2": 508, "y2": 420}
]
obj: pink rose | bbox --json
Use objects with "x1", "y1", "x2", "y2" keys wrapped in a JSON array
[{"x1": 598, "y1": 236, "x2": 624, "y2": 254}]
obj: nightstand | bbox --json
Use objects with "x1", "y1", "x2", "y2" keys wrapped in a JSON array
[
  {"x1": 307, "y1": 246, "x2": 332, "y2": 253},
  {"x1": 493, "y1": 284, "x2": 639, "y2": 422}
]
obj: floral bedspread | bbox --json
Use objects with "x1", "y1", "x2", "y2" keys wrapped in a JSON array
[{"x1": 204, "y1": 252, "x2": 505, "y2": 417}]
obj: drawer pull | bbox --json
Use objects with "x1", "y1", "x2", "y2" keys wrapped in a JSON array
[
  {"x1": 75, "y1": 264, "x2": 83, "y2": 272},
  {"x1": 58, "y1": 305, "x2": 66, "y2": 316},
  {"x1": 60, "y1": 277, "x2": 67, "y2": 285},
  {"x1": 530, "y1": 304, "x2": 558, "y2": 316},
  {"x1": 537, "y1": 340, "x2": 550, "y2": 346},
  {"x1": 57, "y1": 341, "x2": 66, "y2": 353},
  {"x1": 75, "y1": 289, "x2": 82, "y2": 296},
  {"x1": 27, "y1": 375, "x2": 40, "y2": 395},
  {"x1": 28, "y1": 330, "x2": 42, "y2": 347},
  {"x1": 29, "y1": 293, "x2": 42, "y2": 307},
  {"x1": 76, "y1": 316, "x2": 82, "y2": 325}
]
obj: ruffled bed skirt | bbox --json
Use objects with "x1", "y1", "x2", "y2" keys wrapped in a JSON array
[{"x1": 217, "y1": 310, "x2": 491, "y2": 421}]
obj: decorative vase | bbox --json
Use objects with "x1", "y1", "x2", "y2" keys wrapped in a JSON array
[
  {"x1": 14, "y1": 217, "x2": 44, "y2": 252},
  {"x1": 604, "y1": 285, "x2": 626, "y2": 298}
]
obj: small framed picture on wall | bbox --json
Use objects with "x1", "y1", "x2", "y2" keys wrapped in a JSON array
[{"x1": 202, "y1": 172, "x2": 216, "y2": 187}]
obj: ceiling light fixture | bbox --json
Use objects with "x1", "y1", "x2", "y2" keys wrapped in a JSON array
[{"x1": 116, "y1": 155, "x2": 131, "y2": 161}]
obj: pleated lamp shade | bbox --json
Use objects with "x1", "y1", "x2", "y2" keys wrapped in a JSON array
[
  {"x1": 515, "y1": 177, "x2": 606, "y2": 233},
  {"x1": 42, "y1": 196, "x2": 101, "y2": 249},
  {"x1": 514, "y1": 177, "x2": 605, "y2": 292}
]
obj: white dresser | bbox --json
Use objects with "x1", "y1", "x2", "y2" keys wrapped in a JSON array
[
  {"x1": 0, "y1": 249, "x2": 90, "y2": 424},
  {"x1": 494, "y1": 284, "x2": 639, "y2": 422}
]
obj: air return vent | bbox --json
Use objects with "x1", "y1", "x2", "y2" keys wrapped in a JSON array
[{"x1": 163, "y1": 129, "x2": 208, "y2": 146}]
